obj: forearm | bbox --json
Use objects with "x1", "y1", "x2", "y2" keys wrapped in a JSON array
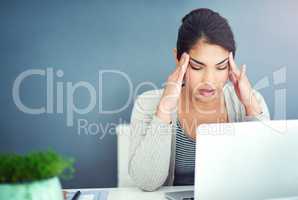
[
  {"x1": 128, "y1": 113, "x2": 173, "y2": 191},
  {"x1": 155, "y1": 104, "x2": 173, "y2": 124}
]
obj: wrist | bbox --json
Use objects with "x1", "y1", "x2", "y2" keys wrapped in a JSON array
[
  {"x1": 156, "y1": 105, "x2": 172, "y2": 124},
  {"x1": 244, "y1": 99, "x2": 262, "y2": 117}
]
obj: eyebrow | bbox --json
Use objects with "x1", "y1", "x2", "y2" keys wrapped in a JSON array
[{"x1": 190, "y1": 57, "x2": 229, "y2": 66}]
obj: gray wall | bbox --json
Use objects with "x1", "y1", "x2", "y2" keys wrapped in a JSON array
[{"x1": 0, "y1": 0, "x2": 297, "y2": 188}]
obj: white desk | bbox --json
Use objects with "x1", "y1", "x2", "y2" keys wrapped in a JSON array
[{"x1": 64, "y1": 186, "x2": 194, "y2": 200}]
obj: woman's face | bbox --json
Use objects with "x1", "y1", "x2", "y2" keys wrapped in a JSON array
[{"x1": 176, "y1": 40, "x2": 230, "y2": 103}]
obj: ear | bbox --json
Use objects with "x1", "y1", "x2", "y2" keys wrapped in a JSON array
[{"x1": 173, "y1": 48, "x2": 179, "y2": 67}]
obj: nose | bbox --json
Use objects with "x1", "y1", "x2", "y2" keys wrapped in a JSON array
[{"x1": 202, "y1": 68, "x2": 215, "y2": 83}]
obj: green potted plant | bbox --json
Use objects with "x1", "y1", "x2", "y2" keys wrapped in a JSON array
[{"x1": 0, "y1": 149, "x2": 75, "y2": 200}]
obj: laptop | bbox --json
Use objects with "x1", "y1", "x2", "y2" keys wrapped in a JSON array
[{"x1": 194, "y1": 119, "x2": 298, "y2": 200}]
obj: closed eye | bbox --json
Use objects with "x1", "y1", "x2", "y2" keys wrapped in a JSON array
[
  {"x1": 190, "y1": 65, "x2": 203, "y2": 70},
  {"x1": 189, "y1": 61, "x2": 203, "y2": 70},
  {"x1": 217, "y1": 64, "x2": 228, "y2": 70},
  {"x1": 189, "y1": 60, "x2": 229, "y2": 71}
]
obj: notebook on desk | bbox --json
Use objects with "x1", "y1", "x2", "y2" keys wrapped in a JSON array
[
  {"x1": 164, "y1": 190, "x2": 194, "y2": 200},
  {"x1": 65, "y1": 190, "x2": 109, "y2": 200}
]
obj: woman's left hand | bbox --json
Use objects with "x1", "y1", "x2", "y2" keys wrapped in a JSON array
[{"x1": 228, "y1": 52, "x2": 262, "y2": 117}]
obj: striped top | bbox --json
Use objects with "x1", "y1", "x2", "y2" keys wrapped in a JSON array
[
  {"x1": 129, "y1": 85, "x2": 270, "y2": 191},
  {"x1": 173, "y1": 119, "x2": 196, "y2": 186}
]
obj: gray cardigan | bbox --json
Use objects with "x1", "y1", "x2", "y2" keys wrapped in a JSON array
[{"x1": 128, "y1": 83, "x2": 270, "y2": 191}]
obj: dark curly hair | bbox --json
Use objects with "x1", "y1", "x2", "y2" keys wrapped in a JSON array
[{"x1": 176, "y1": 8, "x2": 236, "y2": 60}]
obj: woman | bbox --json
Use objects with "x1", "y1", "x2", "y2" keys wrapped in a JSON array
[{"x1": 128, "y1": 8, "x2": 270, "y2": 192}]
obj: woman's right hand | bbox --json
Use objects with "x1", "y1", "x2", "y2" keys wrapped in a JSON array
[{"x1": 156, "y1": 52, "x2": 190, "y2": 123}]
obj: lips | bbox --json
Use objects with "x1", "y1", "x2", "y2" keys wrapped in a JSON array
[{"x1": 198, "y1": 88, "x2": 216, "y2": 97}]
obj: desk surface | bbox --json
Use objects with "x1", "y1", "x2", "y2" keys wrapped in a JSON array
[{"x1": 64, "y1": 186, "x2": 194, "y2": 200}]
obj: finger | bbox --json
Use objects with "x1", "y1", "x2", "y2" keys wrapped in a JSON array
[
  {"x1": 229, "y1": 70, "x2": 237, "y2": 85},
  {"x1": 240, "y1": 64, "x2": 246, "y2": 80},
  {"x1": 181, "y1": 53, "x2": 189, "y2": 70},
  {"x1": 229, "y1": 52, "x2": 240, "y2": 77},
  {"x1": 228, "y1": 63, "x2": 235, "y2": 83},
  {"x1": 177, "y1": 53, "x2": 189, "y2": 82},
  {"x1": 179, "y1": 53, "x2": 189, "y2": 69},
  {"x1": 173, "y1": 52, "x2": 187, "y2": 74},
  {"x1": 178, "y1": 52, "x2": 187, "y2": 67},
  {"x1": 228, "y1": 62, "x2": 238, "y2": 84}
]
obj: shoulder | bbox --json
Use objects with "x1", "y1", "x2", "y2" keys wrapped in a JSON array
[{"x1": 137, "y1": 88, "x2": 164, "y2": 99}]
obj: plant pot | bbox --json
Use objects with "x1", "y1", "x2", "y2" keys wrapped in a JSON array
[{"x1": 0, "y1": 176, "x2": 63, "y2": 200}]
